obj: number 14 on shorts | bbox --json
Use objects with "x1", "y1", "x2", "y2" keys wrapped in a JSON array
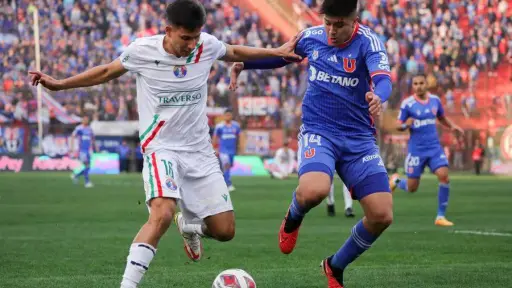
[{"x1": 303, "y1": 134, "x2": 321, "y2": 159}]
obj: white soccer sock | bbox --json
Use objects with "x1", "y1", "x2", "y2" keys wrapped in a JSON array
[
  {"x1": 181, "y1": 220, "x2": 206, "y2": 237},
  {"x1": 343, "y1": 185, "x2": 353, "y2": 210},
  {"x1": 120, "y1": 243, "x2": 156, "y2": 288},
  {"x1": 326, "y1": 183, "x2": 335, "y2": 205}
]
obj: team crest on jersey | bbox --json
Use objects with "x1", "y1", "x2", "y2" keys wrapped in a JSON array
[
  {"x1": 165, "y1": 176, "x2": 178, "y2": 191},
  {"x1": 342, "y1": 58, "x2": 357, "y2": 73},
  {"x1": 304, "y1": 148, "x2": 316, "y2": 159},
  {"x1": 312, "y1": 50, "x2": 319, "y2": 60},
  {"x1": 173, "y1": 65, "x2": 187, "y2": 78}
]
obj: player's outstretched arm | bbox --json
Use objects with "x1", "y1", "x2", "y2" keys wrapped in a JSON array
[
  {"x1": 438, "y1": 115, "x2": 464, "y2": 136},
  {"x1": 220, "y1": 34, "x2": 302, "y2": 63},
  {"x1": 29, "y1": 59, "x2": 128, "y2": 91}
]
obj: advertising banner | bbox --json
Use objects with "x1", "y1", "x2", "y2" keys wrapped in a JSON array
[
  {"x1": 230, "y1": 155, "x2": 269, "y2": 176},
  {"x1": 238, "y1": 97, "x2": 279, "y2": 116},
  {"x1": 0, "y1": 153, "x2": 119, "y2": 174},
  {"x1": 95, "y1": 136, "x2": 123, "y2": 153},
  {"x1": 244, "y1": 130, "x2": 270, "y2": 155},
  {"x1": 41, "y1": 134, "x2": 72, "y2": 157},
  {"x1": 0, "y1": 126, "x2": 25, "y2": 154}
]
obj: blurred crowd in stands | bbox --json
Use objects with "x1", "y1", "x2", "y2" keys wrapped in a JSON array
[{"x1": 0, "y1": 0, "x2": 511, "y2": 129}]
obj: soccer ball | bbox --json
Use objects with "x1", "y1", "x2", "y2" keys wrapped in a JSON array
[{"x1": 212, "y1": 269, "x2": 256, "y2": 288}]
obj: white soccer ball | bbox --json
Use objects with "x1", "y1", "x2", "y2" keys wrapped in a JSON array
[{"x1": 212, "y1": 269, "x2": 256, "y2": 288}]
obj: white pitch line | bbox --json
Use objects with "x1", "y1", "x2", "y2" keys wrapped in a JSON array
[{"x1": 454, "y1": 230, "x2": 512, "y2": 237}]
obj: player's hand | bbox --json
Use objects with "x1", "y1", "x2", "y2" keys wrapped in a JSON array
[
  {"x1": 452, "y1": 126, "x2": 464, "y2": 137},
  {"x1": 29, "y1": 71, "x2": 64, "y2": 91},
  {"x1": 365, "y1": 92, "x2": 382, "y2": 117},
  {"x1": 275, "y1": 34, "x2": 302, "y2": 61},
  {"x1": 405, "y1": 118, "x2": 414, "y2": 128},
  {"x1": 229, "y1": 62, "x2": 244, "y2": 91}
]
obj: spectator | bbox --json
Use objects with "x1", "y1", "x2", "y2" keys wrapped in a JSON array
[{"x1": 472, "y1": 139, "x2": 485, "y2": 175}]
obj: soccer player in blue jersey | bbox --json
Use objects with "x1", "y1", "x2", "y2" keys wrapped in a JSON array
[
  {"x1": 390, "y1": 74, "x2": 463, "y2": 227},
  {"x1": 229, "y1": 0, "x2": 393, "y2": 286},
  {"x1": 213, "y1": 109, "x2": 241, "y2": 192},
  {"x1": 70, "y1": 115, "x2": 95, "y2": 188}
]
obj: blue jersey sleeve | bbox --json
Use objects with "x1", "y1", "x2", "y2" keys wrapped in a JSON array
[
  {"x1": 72, "y1": 127, "x2": 82, "y2": 137},
  {"x1": 243, "y1": 32, "x2": 307, "y2": 70},
  {"x1": 214, "y1": 125, "x2": 222, "y2": 138},
  {"x1": 294, "y1": 32, "x2": 308, "y2": 59},
  {"x1": 363, "y1": 34, "x2": 391, "y2": 79},
  {"x1": 398, "y1": 102, "x2": 410, "y2": 123}
]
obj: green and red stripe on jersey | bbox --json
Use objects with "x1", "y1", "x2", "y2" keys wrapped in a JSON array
[
  {"x1": 186, "y1": 42, "x2": 204, "y2": 64},
  {"x1": 140, "y1": 115, "x2": 165, "y2": 153}
]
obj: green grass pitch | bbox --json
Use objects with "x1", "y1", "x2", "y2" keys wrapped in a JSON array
[{"x1": 1, "y1": 173, "x2": 511, "y2": 287}]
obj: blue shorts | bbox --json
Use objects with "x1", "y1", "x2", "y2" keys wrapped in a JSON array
[
  {"x1": 297, "y1": 129, "x2": 390, "y2": 200},
  {"x1": 79, "y1": 151, "x2": 91, "y2": 164},
  {"x1": 405, "y1": 147, "x2": 448, "y2": 178},
  {"x1": 219, "y1": 153, "x2": 235, "y2": 168}
]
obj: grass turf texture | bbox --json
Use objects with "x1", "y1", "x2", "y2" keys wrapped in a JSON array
[{"x1": 1, "y1": 173, "x2": 511, "y2": 288}]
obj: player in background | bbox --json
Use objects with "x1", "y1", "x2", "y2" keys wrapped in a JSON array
[
  {"x1": 326, "y1": 182, "x2": 354, "y2": 218},
  {"x1": 269, "y1": 140, "x2": 296, "y2": 179},
  {"x1": 390, "y1": 74, "x2": 463, "y2": 227},
  {"x1": 229, "y1": 0, "x2": 393, "y2": 286},
  {"x1": 28, "y1": 1, "x2": 301, "y2": 287},
  {"x1": 213, "y1": 108, "x2": 240, "y2": 191},
  {"x1": 70, "y1": 115, "x2": 95, "y2": 188}
]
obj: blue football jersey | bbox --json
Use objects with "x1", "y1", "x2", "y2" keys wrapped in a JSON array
[
  {"x1": 295, "y1": 24, "x2": 391, "y2": 137},
  {"x1": 72, "y1": 124, "x2": 94, "y2": 152},
  {"x1": 398, "y1": 94, "x2": 445, "y2": 151},
  {"x1": 214, "y1": 121, "x2": 240, "y2": 154}
]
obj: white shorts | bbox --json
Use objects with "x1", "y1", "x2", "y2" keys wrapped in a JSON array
[{"x1": 142, "y1": 145, "x2": 233, "y2": 221}]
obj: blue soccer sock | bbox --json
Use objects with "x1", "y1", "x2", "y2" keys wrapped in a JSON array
[
  {"x1": 84, "y1": 167, "x2": 90, "y2": 183},
  {"x1": 75, "y1": 168, "x2": 86, "y2": 178},
  {"x1": 223, "y1": 168, "x2": 232, "y2": 186},
  {"x1": 331, "y1": 220, "x2": 379, "y2": 271},
  {"x1": 437, "y1": 183, "x2": 450, "y2": 218},
  {"x1": 284, "y1": 191, "x2": 311, "y2": 233},
  {"x1": 397, "y1": 178, "x2": 408, "y2": 192}
]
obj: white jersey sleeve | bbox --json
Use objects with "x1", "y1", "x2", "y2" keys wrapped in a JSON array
[
  {"x1": 204, "y1": 33, "x2": 227, "y2": 60},
  {"x1": 119, "y1": 41, "x2": 143, "y2": 73}
]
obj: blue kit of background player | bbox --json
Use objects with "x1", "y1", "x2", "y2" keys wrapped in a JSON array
[
  {"x1": 213, "y1": 109, "x2": 240, "y2": 192},
  {"x1": 71, "y1": 115, "x2": 95, "y2": 188}
]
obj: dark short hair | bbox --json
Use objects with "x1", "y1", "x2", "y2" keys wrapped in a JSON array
[
  {"x1": 412, "y1": 73, "x2": 427, "y2": 80},
  {"x1": 320, "y1": 0, "x2": 358, "y2": 18},
  {"x1": 166, "y1": 0, "x2": 206, "y2": 31}
]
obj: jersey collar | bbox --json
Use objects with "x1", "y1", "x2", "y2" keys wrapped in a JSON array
[
  {"x1": 414, "y1": 93, "x2": 430, "y2": 105},
  {"x1": 328, "y1": 22, "x2": 360, "y2": 48}
]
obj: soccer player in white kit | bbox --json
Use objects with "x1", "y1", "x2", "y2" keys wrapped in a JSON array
[
  {"x1": 29, "y1": 1, "x2": 301, "y2": 287},
  {"x1": 270, "y1": 140, "x2": 296, "y2": 179}
]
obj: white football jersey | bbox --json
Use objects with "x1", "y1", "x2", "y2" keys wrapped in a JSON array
[
  {"x1": 275, "y1": 148, "x2": 295, "y2": 164},
  {"x1": 120, "y1": 33, "x2": 226, "y2": 154}
]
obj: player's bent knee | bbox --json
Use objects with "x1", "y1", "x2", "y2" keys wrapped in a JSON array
[
  {"x1": 212, "y1": 223, "x2": 235, "y2": 242},
  {"x1": 368, "y1": 209, "x2": 393, "y2": 228},
  {"x1": 205, "y1": 211, "x2": 236, "y2": 242},
  {"x1": 407, "y1": 179, "x2": 420, "y2": 192},
  {"x1": 297, "y1": 171, "x2": 331, "y2": 204}
]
